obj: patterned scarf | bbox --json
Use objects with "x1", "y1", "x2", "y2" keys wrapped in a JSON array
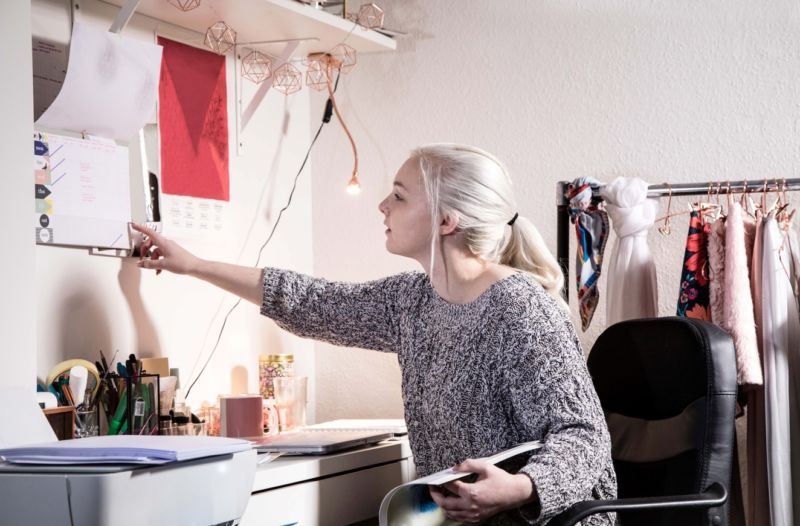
[{"x1": 566, "y1": 177, "x2": 609, "y2": 330}]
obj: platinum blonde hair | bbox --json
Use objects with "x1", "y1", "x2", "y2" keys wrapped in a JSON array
[{"x1": 411, "y1": 143, "x2": 565, "y2": 307}]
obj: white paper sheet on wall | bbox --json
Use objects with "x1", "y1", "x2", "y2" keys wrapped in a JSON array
[
  {"x1": 34, "y1": 132, "x2": 131, "y2": 249},
  {"x1": 36, "y1": 22, "x2": 162, "y2": 141},
  {"x1": 162, "y1": 194, "x2": 227, "y2": 239}
]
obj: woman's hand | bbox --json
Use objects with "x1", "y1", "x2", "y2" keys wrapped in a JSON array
[
  {"x1": 429, "y1": 459, "x2": 535, "y2": 523},
  {"x1": 131, "y1": 223, "x2": 201, "y2": 276}
]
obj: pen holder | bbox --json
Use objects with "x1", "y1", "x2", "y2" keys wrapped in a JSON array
[
  {"x1": 104, "y1": 373, "x2": 161, "y2": 436},
  {"x1": 75, "y1": 406, "x2": 99, "y2": 438}
]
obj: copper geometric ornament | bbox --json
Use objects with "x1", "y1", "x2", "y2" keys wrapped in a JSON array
[
  {"x1": 241, "y1": 51, "x2": 273, "y2": 84},
  {"x1": 272, "y1": 63, "x2": 303, "y2": 95},
  {"x1": 331, "y1": 44, "x2": 357, "y2": 74},
  {"x1": 357, "y1": 3, "x2": 384, "y2": 30},
  {"x1": 166, "y1": 0, "x2": 201, "y2": 11},
  {"x1": 204, "y1": 21, "x2": 237, "y2": 55},
  {"x1": 305, "y1": 59, "x2": 329, "y2": 91}
]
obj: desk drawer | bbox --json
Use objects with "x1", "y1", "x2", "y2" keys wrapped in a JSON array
[{"x1": 242, "y1": 459, "x2": 410, "y2": 526}]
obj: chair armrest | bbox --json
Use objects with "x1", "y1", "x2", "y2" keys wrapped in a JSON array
[{"x1": 546, "y1": 482, "x2": 727, "y2": 526}]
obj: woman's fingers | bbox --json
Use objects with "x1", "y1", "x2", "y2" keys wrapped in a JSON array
[
  {"x1": 138, "y1": 256, "x2": 164, "y2": 271},
  {"x1": 131, "y1": 222, "x2": 167, "y2": 246},
  {"x1": 430, "y1": 486, "x2": 471, "y2": 511},
  {"x1": 150, "y1": 248, "x2": 164, "y2": 275},
  {"x1": 139, "y1": 238, "x2": 153, "y2": 257}
]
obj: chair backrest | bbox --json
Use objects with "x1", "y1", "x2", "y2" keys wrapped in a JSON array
[{"x1": 588, "y1": 317, "x2": 737, "y2": 526}]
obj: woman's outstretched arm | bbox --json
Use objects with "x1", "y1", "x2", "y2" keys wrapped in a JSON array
[
  {"x1": 132, "y1": 223, "x2": 263, "y2": 305},
  {"x1": 132, "y1": 223, "x2": 412, "y2": 352}
]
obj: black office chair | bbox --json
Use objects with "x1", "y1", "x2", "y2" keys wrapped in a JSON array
[{"x1": 549, "y1": 317, "x2": 736, "y2": 526}]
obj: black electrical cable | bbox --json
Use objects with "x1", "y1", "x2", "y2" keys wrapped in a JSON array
[{"x1": 185, "y1": 73, "x2": 341, "y2": 399}]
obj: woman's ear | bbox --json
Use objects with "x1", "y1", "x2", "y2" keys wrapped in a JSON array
[{"x1": 439, "y1": 212, "x2": 459, "y2": 236}]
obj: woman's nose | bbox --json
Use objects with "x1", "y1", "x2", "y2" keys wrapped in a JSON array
[{"x1": 378, "y1": 198, "x2": 388, "y2": 215}]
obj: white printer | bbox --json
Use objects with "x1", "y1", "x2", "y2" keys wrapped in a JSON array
[
  {"x1": 0, "y1": 389, "x2": 257, "y2": 526},
  {"x1": 0, "y1": 450, "x2": 256, "y2": 526}
]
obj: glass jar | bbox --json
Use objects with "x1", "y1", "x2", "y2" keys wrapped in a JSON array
[{"x1": 258, "y1": 354, "x2": 294, "y2": 399}]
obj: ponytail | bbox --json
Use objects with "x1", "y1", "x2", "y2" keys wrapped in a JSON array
[
  {"x1": 413, "y1": 143, "x2": 565, "y2": 308},
  {"x1": 500, "y1": 215, "x2": 566, "y2": 308}
]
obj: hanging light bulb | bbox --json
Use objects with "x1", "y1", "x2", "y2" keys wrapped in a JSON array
[{"x1": 346, "y1": 173, "x2": 361, "y2": 195}]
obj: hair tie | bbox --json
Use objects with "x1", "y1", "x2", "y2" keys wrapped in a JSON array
[{"x1": 507, "y1": 212, "x2": 519, "y2": 226}]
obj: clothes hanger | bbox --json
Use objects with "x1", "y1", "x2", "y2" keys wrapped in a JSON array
[
  {"x1": 657, "y1": 183, "x2": 673, "y2": 236},
  {"x1": 654, "y1": 181, "x2": 723, "y2": 227},
  {"x1": 758, "y1": 179, "x2": 768, "y2": 214},
  {"x1": 767, "y1": 178, "x2": 783, "y2": 214},
  {"x1": 777, "y1": 178, "x2": 794, "y2": 230},
  {"x1": 697, "y1": 181, "x2": 722, "y2": 221}
]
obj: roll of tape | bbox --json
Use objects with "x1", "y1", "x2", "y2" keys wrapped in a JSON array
[{"x1": 46, "y1": 359, "x2": 101, "y2": 397}]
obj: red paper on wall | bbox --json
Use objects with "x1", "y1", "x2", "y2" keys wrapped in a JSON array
[{"x1": 158, "y1": 37, "x2": 229, "y2": 201}]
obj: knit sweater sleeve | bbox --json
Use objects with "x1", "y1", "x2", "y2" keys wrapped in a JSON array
[
  {"x1": 504, "y1": 308, "x2": 614, "y2": 523},
  {"x1": 260, "y1": 267, "x2": 416, "y2": 353}
]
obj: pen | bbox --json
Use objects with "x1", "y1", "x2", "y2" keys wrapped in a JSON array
[
  {"x1": 99, "y1": 350, "x2": 109, "y2": 375},
  {"x1": 62, "y1": 384, "x2": 75, "y2": 406},
  {"x1": 108, "y1": 381, "x2": 129, "y2": 435}
]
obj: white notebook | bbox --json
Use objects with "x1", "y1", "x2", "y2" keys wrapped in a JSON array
[{"x1": 305, "y1": 419, "x2": 408, "y2": 436}]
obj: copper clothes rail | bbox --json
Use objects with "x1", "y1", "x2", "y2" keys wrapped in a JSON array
[{"x1": 555, "y1": 177, "x2": 800, "y2": 302}]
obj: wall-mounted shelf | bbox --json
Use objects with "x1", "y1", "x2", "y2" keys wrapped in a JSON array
[{"x1": 99, "y1": 0, "x2": 396, "y2": 56}]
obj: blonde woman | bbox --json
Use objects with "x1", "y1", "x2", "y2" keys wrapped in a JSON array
[{"x1": 134, "y1": 144, "x2": 616, "y2": 525}]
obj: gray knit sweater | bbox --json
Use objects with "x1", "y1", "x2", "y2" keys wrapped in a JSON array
[{"x1": 260, "y1": 268, "x2": 617, "y2": 525}]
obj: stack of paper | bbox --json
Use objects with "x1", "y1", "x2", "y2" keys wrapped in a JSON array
[{"x1": 0, "y1": 435, "x2": 251, "y2": 465}]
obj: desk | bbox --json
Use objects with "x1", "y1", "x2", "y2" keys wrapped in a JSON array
[{"x1": 243, "y1": 439, "x2": 415, "y2": 526}]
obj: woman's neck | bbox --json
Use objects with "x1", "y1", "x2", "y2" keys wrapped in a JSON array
[{"x1": 421, "y1": 240, "x2": 515, "y2": 305}]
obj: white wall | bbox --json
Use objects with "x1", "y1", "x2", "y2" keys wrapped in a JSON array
[
  {"x1": 0, "y1": 1, "x2": 36, "y2": 388},
  {"x1": 29, "y1": 0, "x2": 317, "y2": 420},
  {"x1": 309, "y1": 1, "x2": 800, "y2": 421}
]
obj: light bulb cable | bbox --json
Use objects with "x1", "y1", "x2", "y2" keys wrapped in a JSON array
[
  {"x1": 184, "y1": 72, "x2": 342, "y2": 399},
  {"x1": 325, "y1": 61, "x2": 359, "y2": 188}
]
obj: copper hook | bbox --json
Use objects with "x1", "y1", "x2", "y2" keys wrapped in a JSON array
[
  {"x1": 658, "y1": 183, "x2": 673, "y2": 236},
  {"x1": 740, "y1": 180, "x2": 749, "y2": 211}
]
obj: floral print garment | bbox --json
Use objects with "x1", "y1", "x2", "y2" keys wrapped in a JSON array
[{"x1": 677, "y1": 210, "x2": 712, "y2": 320}]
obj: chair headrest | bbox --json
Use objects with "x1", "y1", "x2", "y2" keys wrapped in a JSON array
[{"x1": 588, "y1": 317, "x2": 736, "y2": 420}]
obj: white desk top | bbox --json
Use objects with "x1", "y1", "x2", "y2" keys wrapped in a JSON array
[{"x1": 252, "y1": 438, "x2": 412, "y2": 492}]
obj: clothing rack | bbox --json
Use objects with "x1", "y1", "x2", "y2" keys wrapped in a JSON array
[{"x1": 555, "y1": 177, "x2": 800, "y2": 302}]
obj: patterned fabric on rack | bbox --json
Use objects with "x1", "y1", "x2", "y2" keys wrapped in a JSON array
[
  {"x1": 676, "y1": 210, "x2": 711, "y2": 320},
  {"x1": 566, "y1": 177, "x2": 609, "y2": 331}
]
